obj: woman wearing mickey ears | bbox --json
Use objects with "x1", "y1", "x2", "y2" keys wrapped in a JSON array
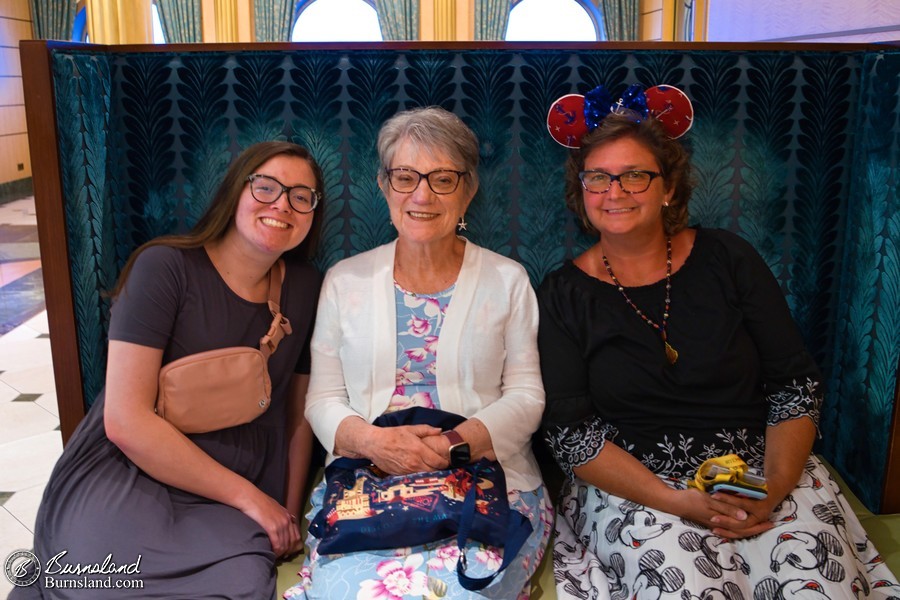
[
  {"x1": 286, "y1": 106, "x2": 551, "y2": 599},
  {"x1": 538, "y1": 86, "x2": 898, "y2": 598}
]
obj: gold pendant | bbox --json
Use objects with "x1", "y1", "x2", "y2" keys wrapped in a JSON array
[{"x1": 665, "y1": 342, "x2": 679, "y2": 365}]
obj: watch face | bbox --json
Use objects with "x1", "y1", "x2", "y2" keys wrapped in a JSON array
[{"x1": 450, "y1": 443, "x2": 470, "y2": 467}]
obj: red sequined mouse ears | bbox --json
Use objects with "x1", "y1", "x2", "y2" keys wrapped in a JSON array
[{"x1": 547, "y1": 84, "x2": 694, "y2": 148}]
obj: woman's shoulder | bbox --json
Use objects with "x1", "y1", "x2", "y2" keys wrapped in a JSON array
[
  {"x1": 537, "y1": 260, "x2": 581, "y2": 296},
  {"x1": 693, "y1": 227, "x2": 770, "y2": 271},
  {"x1": 111, "y1": 246, "x2": 195, "y2": 338},
  {"x1": 125, "y1": 244, "x2": 193, "y2": 288},
  {"x1": 534, "y1": 262, "x2": 601, "y2": 338},
  {"x1": 697, "y1": 227, "x2": 759, "y2": 255},
  {"x1": 319, "y1": 242, "x2": 392, "y2": 294},
  {"x1": 325, "y1": 243, "x2": 385, "y2": 275},
  {"x1": 133, "y1": 243, "x2": 186, "y2": 265},
  {"x1": 471, "y1": 242, "x2": 529, "y2": 278},
  {"x1": 283, "y1": 256, "x2": 321, "y2": 284},
  {"x1": 282, "y1": 259, "x2": 322, "y2": 309},
  {"x1": 535, "y1": 262, "x2": 593, "y2": 322}
]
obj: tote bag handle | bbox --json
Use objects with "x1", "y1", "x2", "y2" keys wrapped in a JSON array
[{"x1": 455, "y1": 460, "x2": 533, "y2": 591}]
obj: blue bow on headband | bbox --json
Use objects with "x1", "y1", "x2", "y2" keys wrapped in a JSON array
[{"x1": 583, "y1": 84, "x2": 649, "y2": 131}]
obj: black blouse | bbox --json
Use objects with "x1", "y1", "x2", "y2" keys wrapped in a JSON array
[{"x1": 537, "y1": 228, "x2": 822, "y2": 479}]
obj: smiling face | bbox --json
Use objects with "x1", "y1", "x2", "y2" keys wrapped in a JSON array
[
  {"x1": 380, "y1": 137, "x2": 476, "y2": 249},
  {"x1": 581, "y1": 136, "x2": 674, "y2": 239},
  {"x1": 229, "y1": 154, "x2": 316, "y2": 259}
]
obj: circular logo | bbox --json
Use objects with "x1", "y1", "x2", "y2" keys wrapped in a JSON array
[{"x1": 4, "y1": 549, "x2": 41, "y2": 587}]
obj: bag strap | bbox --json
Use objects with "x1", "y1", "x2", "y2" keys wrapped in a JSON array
[
  {"x1": 259, "y1": 259, "x2": 292, "y2": 359},
  {"x1": 455, "y1": 461, "x2": 533, "y2": 592}
]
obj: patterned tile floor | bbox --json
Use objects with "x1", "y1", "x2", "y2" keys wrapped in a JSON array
[{"x1": 0, "y1": 197, "x2": 61, "y2": 598}]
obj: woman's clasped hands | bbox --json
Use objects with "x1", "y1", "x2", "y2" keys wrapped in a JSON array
[
  {"x1": 673, "y1": 486, "x2": 777, "y2": 540},
  {"x1": 362, "y1": 423, "x2": 447, "y2": 474}
]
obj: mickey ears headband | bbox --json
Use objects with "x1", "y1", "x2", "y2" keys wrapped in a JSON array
[{"x1": 547, "y1": 84, "x2": 694, "y2": 148}]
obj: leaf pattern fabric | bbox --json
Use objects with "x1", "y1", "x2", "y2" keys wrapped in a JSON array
[{"x1": 49, "y1": 45, "x2": 900, "y2": 512}]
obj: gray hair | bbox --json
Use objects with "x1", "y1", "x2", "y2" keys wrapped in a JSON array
[{"x1": 377, "y1": 106, "x2": 480, "y2": 192}]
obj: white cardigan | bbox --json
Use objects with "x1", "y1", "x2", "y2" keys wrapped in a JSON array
[{"x1": 305, "y1": 239, "x2": 546, "y2": 492}]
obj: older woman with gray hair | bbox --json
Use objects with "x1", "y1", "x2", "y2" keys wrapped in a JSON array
[{"x1": 284, "y1": 106, "x2": 551, "y2": 599}]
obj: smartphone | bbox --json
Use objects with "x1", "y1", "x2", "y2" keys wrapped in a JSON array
[{"x1": 709, "y1": 482, "x2": 768, "y2": 500}]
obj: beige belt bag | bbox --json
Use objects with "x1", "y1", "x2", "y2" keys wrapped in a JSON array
[{"x1": 155, "y1": 260, "x2": 291, "y2": 434}]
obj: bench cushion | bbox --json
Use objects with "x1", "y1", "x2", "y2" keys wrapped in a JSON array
[{"x1": 821, "y1": 457, "x2": 900, "y2": 577}]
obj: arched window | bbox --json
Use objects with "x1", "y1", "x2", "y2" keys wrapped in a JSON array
[
  {"x1": 72, "y1": 2, "x2": 88, "y2": 41},
  {"x1": 291, "y1": 0, "x2": 383, "y2": 42},
  {"x1": 505, "y1": 0, "x2": 605, "y2": 41},
  {"x1": 151, "y1": 2, "x2": 166, "y2": 43}
]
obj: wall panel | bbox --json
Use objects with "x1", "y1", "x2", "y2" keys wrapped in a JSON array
[
  {"x1": 0, "y1": 105, "x2": 25, "y2": 135},
  {"x1": 0, "y1": 0, "x2": 29, "y2": 185},
  {"x1": 707, "y1": 0, "x2": 900, "y2": 42},
  {"x1": 0, "y1": 47, "x2": 20, "y2": 76},
  {"x1": 0, "y1": 75, "x2": 22, "y2": 104},
  {"x1": 0, "y1": 133, "x2": 31, "y2": 180},
  {"x1": 0, "y1": 1, "x2": 31, "y2": 21},
  {"x1": 639, "y1": 0, "x2": 664, "y2": 41},
  {"x1": 640, "y1": 10, "x2": 662, "y2": 40},
  {"x1": 0, "y1": 15, "x2": 32, "y2": 44}
]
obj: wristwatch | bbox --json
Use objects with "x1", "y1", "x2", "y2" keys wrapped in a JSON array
[{"x1": 442, "y1": 430, "x2": 471, "y2": 468}]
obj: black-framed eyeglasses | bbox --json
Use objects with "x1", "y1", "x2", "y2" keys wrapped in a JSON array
[
  {"x1": 578, "y1": 170, "x2": 662, "y2": 194},
  {"x1": 385, "y1": 168, "x2": 467, "y2": 195},
  {"x1": 246, "y1": 174, "x2": 319, "y2": 214}
]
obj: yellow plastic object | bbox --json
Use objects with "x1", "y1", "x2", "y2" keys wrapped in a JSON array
[{"x1": 687, "y1": 454, "x2": 768, "y2": 496}]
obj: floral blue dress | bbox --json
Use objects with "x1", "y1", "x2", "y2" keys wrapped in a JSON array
[{"x1": 284, "y1": 282, "x2": 552, "y2": 600}]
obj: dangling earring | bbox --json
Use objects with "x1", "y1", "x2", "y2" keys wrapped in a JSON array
[
  {"x1": 457, "y1": 216, "x2": 468, "y2": 232},
  {"x1": 663, "y1": 202, "x2": 670, "y2": 207}
]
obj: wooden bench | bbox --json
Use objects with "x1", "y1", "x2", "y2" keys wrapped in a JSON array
[{"x1": 21, "y1": 40, "x2": 900, "y2": 597}]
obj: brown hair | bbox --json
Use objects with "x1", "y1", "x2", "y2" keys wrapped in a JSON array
[
  {"x1": 564, "y1": 113, "x2": 693, "y2": 237},
  {"x1": 112, "y1": 141, "x2": 325, "y2": 297}
]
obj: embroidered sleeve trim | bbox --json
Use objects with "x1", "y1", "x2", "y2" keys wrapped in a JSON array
[
  {"x1": 766, "y1": 377, "x2": 823, "y2": 435},
  {"x1": 544, "y1": 416, "x2": 618, "y2": 479}
]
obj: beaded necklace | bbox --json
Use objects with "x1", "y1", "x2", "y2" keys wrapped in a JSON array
[{"x1": 601, "y1": 237, "x2": 678, "y2": 365}]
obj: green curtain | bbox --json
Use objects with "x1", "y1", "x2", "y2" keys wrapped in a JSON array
[
  {"x1": 374, "y1": 0, "x2": 418, "y2": 41},
  {"x1": 597, "y1": 0, "x2": 638, "y2": 41},
  {"x1": 680, "y1": 0, "x2": 694, "y2": 41},
  {"x1": 156, "y1": 0, "x2": 202, "y2": 43},
  {"x1": 474, "y1": 0, "x2": 510, "y2": 40},
  {"x1": 30, "y1": 0, "x2": 75, "y2": 40},
  {"x1": 254, "y1": 0, "x2": 295, "y2": 42}
]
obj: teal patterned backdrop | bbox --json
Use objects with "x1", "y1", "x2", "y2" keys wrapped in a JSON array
[{"x1": 50, "y1": 45, "x2": 900, "y2": 511}]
